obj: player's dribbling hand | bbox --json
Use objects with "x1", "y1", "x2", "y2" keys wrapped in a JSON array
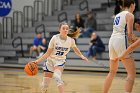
[
  {"x1": 114, "y1": 57, "x2": 119, "y2": 62},
  {"x1": 29, "y1": 61, "x2": 38, "y2": 64}
]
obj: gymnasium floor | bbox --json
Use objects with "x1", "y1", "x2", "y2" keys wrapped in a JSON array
[{"x1": 0, "y1": 68, "x2": 140, "y2": 93}]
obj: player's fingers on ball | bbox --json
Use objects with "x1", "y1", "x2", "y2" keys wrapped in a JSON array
[
  {"x1": 32, "y1": 61, "x2": 37, "y2": 64},
  {"x1": 29, "y1": 61, "x2": 36, "y2": 64}
]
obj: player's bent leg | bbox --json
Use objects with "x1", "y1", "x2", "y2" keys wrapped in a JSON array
[
  {"x1": 122, "y1": 57, "x2": 136, "y2": 93},
  {"x1": 29, "y1": 46, "x2": 34, "y2": 57},
  {"x1": 103, "y1": 59, "x2": 119, "y2": 93},
  {"x1": 41, "y1": 71, "x2": 53, "y2": 93},
  {"x1": 53, "y1": 67, "x2": 64, "y2": 93},
  {"x1": 37, "y1": 46, "x2": 41, "y2": 56},
  {"x1": 30, "y1": 46, "x2": 38, "y2": 57}
]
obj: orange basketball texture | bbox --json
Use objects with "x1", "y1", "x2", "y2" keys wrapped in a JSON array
[{"x1": 24, "y1": 62, "x2": 38, "y2": 76}]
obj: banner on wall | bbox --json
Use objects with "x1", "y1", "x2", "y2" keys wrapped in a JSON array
[{"x1": 0, "y1": 0, "x2": 12, "y2": 17}]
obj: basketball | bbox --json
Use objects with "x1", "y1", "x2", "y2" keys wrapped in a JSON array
[{"x1": 24, "y1": 62, "x2": 38, "y2": 76}]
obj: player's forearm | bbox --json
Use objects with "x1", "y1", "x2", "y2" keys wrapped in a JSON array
[
  {"x1": 121, "y1": 39, "x2": 140, "y2": 58},
  {"x1": 73, "y1": 47, "x2": 84, "y2": 58},
  {"x1": 35, "y1": 48, "x2": 52, "y2": 63}
]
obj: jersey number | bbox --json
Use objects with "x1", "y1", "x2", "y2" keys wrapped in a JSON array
[
  {"x1": 56, "y1": 51, "x2": 64, "y2": 56},
  {"x1": 114, "y1": 16, "x2": 120, "y2": 25}
]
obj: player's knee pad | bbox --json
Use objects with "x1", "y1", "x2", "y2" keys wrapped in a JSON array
[{"x1": 53, "y1": 70, "x2": 64, "y2": 86}]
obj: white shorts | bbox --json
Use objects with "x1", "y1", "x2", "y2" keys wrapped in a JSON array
[
  {"x1": 109, "y1": 35, "x2": 128, "y2": 60},
  {"x1": 42, "y1": 58, "x2": 66, "y2": 72}
]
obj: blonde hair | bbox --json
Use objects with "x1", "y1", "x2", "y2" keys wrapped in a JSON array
[
  {"x1": 59, "y1": 22, "x2": 81, "y2": 38},
  {"x1": 67, "y1": 28, "x2": 81, "y2": 38}
]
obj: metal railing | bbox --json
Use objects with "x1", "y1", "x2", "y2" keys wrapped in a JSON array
[
  {"x1": 0, "y1": 23, "x2": 2, "y2": 44},
  {"x1": 44, "y1": 0, "x2": 49, "y2": 16},
  {"x1": 23, "y1": 6, "x2": 34, "y2": 27},
  {"x1": 12, "y1": 36, "x2": 24, "y2": 57},
  {"x1": 2, "y1": 17, "x2": 13, "y2": 39},
  {"x1": 79, "y1": 0, "x2": 89, "y2": 11},
  {"x1": 63, "y1": 0, "x2": 73, "y2": 6},
  {"x1": 107, "y1": 0, "x2": 110, "y2": 7},
  {"x1": 13, "y1": 11, "x2": 24, "y2": 33},
  {"x1": 34, "y1": 0, "x2": 44, "y2": 21},
  {"x1": 53, "y1": 0, "x2": 63, "y2": 11},
  {"x1": 57, "y1": 11, "x2": 68, "y2": 22},
  {"x1": 35, "y1": 24, "x2": 46, "y2": 38}
]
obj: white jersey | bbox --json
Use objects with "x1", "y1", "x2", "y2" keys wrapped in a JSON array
[
  {"x1": 48, "y1": 34, "x2": 76, "y2": 60},
  {"x1": 111, "y1": 11, "x2": 130, "y2": 37},
  {"x1": 109, "y1": 11, "x2": 134, "y2": 59}
]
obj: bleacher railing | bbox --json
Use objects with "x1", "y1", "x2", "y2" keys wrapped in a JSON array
[
  {"x1": 34, "y1": 0, "x2": 44, "y2": 21},
  {"x1": 107, "y1": 0, "x2": 110, "y2": 7},
  {"x1": 13, "y1": 11, "x2": 24, "y2": 33},
  {"x1": 2, "y1": 17, "x2": 13, "y2": 39},
  {"x1": 0, "y1": 23, "x2": 2, "y2": 44},
  {"x1": 79, "y1": 0, "x2": 89, "y2": 11},
  {"x1": 12, "y1": 36, "x2": 24, "y2": 57},
  {"x1": 1, "y1": 0, "x2": 72, "y2": 41},
  {"x1": 53, "y1": 0, "x2": 63, "y2": 11},
  {"x1": 58, "y1": 11, "x2": 68, "y2": 22},
  {"x1": 63, "y1": 0, "x2": 73, "y2": 6},
  {"x1": 35, "y1": 24, "x2": 46, "y2": 38},
  {"x1": 23, "y1": 6, "x2": 34, "y2": 27}
]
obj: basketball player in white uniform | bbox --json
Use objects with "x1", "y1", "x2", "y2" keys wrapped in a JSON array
[
  {"x1": 103, "y1": 0, "x2": 136, "y2": 93},
  {"x1": 33, "y1": 22, "x2": 89, "y2": 93}
]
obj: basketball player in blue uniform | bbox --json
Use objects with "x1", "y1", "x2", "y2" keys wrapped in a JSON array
[
  {"x1": 32, "y1": 22, "x2": 89, "y2": 93},
  {"x1": 103, "y1": 0, "x2": 137, "y2": 93}
]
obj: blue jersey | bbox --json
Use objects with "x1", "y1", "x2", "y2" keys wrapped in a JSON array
[{"x1": 33, "y1": 37, "x2": 42, "y2": 46}]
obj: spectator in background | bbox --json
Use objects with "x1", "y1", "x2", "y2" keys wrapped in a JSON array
[
  {"x1": 29, "y1": 32, "x2": 42, "y2": 57},
  {"x1": 134, "y1": 18, "x2": 140, "y2": 31},
  {"x1": 86, "y1": 32, "x2": 105, "y2": 61},
  {"x1": 82, "y1": 11, "x2": 97, "y2": 37},
  {"x1": 70, "y1": 13, "x2": 85, "y2": 42},
  {"x1": 37, "y1": 38, "x2": 48, "y2": 58},
  {"x1": 73, "y1": 13, "x2": 85, "y2": 29},
  {"x1": 70, "y1": 13, "x2": 85, "y2": 38}
]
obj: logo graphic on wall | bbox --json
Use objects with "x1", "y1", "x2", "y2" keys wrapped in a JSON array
[{"x1": 0, "y1": 0, "x2": 12, "y2": 17}]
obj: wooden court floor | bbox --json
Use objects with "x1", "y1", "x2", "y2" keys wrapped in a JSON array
[{"x1": 0, "y1": 68, "x2": 140, "y2": 93}]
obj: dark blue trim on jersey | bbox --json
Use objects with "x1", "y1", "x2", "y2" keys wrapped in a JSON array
[
  {"x1": 43, "y1": 61, "x2": 53, "y2": 73},
  {"x1": 58, "y1": 62, "x2": 65, "y2": 67},
  {"x1": 44, "y1": 66, "x2": 53, "y2": 73},
  {"x1": 124, "y1": 25, "x2": 128, "y2": 49}
]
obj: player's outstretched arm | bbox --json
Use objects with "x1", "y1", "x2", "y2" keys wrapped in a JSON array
[
  {"x1": 72, "y1": 46, "x2": 89, "y2": 62},
  {"x1": 35, "y1": 48, "x2": 53, "y2": 64}
]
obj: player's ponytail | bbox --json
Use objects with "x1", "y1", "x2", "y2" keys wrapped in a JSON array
[{"x1": 67, "y1": 28, "x2": 81, "y2": 38}]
